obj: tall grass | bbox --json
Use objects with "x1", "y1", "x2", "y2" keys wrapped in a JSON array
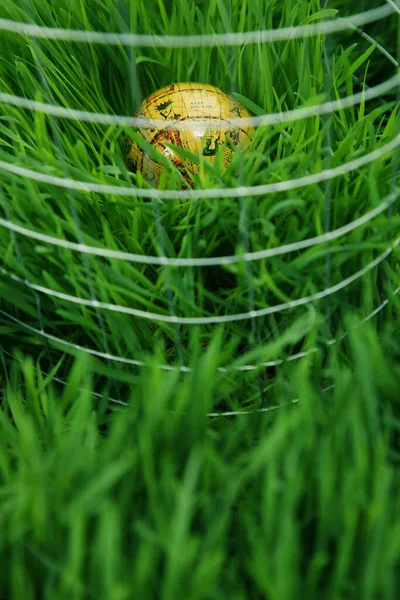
[
  {"x1": 1, "y1": 316, "x2": 400, "y2": 599},
  {"x1": 0, "y1": 1, "x2": 400, "y2": 596},
  {"x1": 0, "y1": 0, "x2": 398, "y2": 387}
]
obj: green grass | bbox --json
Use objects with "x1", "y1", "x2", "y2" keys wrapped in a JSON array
[
  {"x1": 1, "y1": 318, "x2": 400, "y2": 599},
  {"x1": 0, "y1": 0, "x2": 400, "y2": 597}
]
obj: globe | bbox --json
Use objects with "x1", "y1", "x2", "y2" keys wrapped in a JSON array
[{"x1": 125, "y1": 82, "x2": 253, "y2": 186}]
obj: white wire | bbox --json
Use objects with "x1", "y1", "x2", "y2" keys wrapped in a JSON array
[
  {"x1": 348, "y1": 23, "x2": 399, "y2": 68},
  {"x1": 0, "y1": 5, "x2": 393, "y2": 47},
  {"x1": 208, "y1": 383, "x2": 335, "y2": 416},
  {"x1": 1, "y1": 240, "x2": 398, "y2": 325},
  {"x1": 0, "y1": 280, "x2": 398, "y2": 384},
  {"x1": 0, "y1": 2, "x2": 397, "y2": 414},
  {"x1": 0, "y1": 306, "x2": 317, "y2": 372},
  {"x1": 385, "y1": 0, "x2": 400, "y2": 15},
  {"x1": 0, "y1": 2, "x2": 397, "y2": 385},
  {"x1": 1, "y1": 71, "x2": 399, "y2": 129},
  {"x1": 47, "y1": 367, "x2": 303, "y2": 414},
  {"x1": 3, "y1": 284, "x2": 396, "y2": 413},
  {"x1": 207, "y1": 399, "x2": 300, "y2": 418},
  {"x1": 1, "y1": 6, "x2": 398, "y2": 131},
  {"x1": 0, "y1": 190, "x2": 397, "y2": 267},
  {"x1": 0, "y1": 307, "x2": 182, "y2": 369},
  {"x1": 0, "y1": 344, "x2": 301, "y2": 413},
  {"x1": 1, "y1": 130, "x2": 400, "y2": 200}
]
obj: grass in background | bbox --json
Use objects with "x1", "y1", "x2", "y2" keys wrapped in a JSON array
[
  {"x1": 0, "y1": 0, "x2": 399, "y2": 386},
  {"x1": 0, "y1": 0, "x2": 400, "y2": 597}
]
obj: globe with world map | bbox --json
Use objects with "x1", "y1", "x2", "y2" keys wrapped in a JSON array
[{"x1": 125, "y1": 82, "x2": 254, "y2": 186}]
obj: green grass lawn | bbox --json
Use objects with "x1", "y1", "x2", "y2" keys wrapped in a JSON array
[{"x1": 0, "y1": 0, "x2": 400, "y2": 598}]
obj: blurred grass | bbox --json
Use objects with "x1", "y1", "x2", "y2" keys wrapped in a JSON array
[{"x1": 1, "y1": 315, "x2": 400, "y2": 599}]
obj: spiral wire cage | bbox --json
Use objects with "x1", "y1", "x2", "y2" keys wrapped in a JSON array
[{"x1": 0, "y1": 0, "x2": 399, "y2": 415}]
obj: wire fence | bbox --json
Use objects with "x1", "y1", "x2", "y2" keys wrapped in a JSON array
[{"x1": 0, "y1": 0, "x2": 399, "y2": 413}]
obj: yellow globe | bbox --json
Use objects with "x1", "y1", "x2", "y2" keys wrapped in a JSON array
[{"x1": 125, "y1": 82, "x2": 253, "y2": 186}]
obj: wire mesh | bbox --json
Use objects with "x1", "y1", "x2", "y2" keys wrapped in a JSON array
[{"x1": 0, "y1": 0, "x2": 399, "y2": 414}]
